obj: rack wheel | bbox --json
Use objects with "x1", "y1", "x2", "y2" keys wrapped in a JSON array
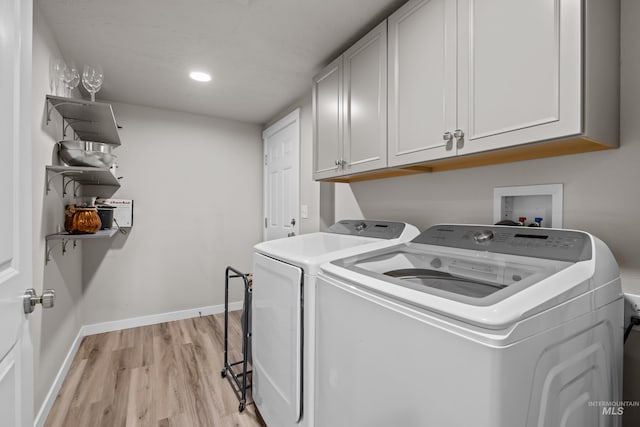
[
  {"x1": 220, "y1": 369, "x2": 226, "y2": 378},
  {"x1": 239, "y1": 402, "x2": 245, "y2": 412}
]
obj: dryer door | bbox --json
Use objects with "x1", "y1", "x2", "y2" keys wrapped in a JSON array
[{"x1": 252, "y1": 253, "x2": 303, "y2": 426}]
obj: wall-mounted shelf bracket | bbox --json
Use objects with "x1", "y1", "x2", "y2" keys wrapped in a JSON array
[
  {"x1": 46, "y1": 100, "x2": 77, "y2": 124},
  {"x1": 45, "y1": 239, "x2": 71, "y2": 265},
  {"x1": 46, "y1": 169, "x2": 83, "y2": 195},
  {"x1": 63, "y1": 176, "x2": 80, "y2": 197},
  {"x1": 44, "y1": 229, "x2": 117, "y2": 264},
  {"x1": 62, "y1": 119, "x2": 90, "y2": 139}
]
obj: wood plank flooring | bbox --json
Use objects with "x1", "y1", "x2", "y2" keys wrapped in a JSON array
[{"x1": 45, "y1": 312, "x2": 266, "y2": 427}]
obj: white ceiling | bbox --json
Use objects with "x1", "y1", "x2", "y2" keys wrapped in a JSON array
[{"x1": 38, "y1": 0, "x2": 407, "y2": 124}]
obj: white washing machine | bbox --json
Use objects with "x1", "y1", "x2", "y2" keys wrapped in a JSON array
[
  {"x1": 315, "y1": 224, "x2": 623, "y2": 427},
  {"x1": 252, "y1": 220, "x2": 419, "y2": 427}
]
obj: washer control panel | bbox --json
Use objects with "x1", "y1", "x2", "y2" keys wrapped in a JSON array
[
  {"x1": 413, "y1": 225, "x2": 592, "y2": 261},
  {"x1": 328, "y1": 220, "x2": 406, "y2": 239}
]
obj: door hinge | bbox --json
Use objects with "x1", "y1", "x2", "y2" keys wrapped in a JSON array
[
  {"x1": 264, "y1": 217, "x2": 267, "y2": 228},
  {"x1": 264, "y1": 154, "x2": 268, "y2": 166}
]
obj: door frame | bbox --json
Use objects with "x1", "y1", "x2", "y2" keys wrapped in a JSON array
[
  {"x1": 0, "y1": 0, "x2": 34, "y2": 424},
  {"x1": 262, "y1": 108, "x2": 300, "y2": 241}
]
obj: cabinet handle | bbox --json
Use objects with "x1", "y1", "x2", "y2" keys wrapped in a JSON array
[
  {"x1": 443, "y1": 132, "x2": 453, "y2": 151},
  {"x1": 335, "y1": 159, "x2": 341, "y2": 167},
  {"x1": 335, "y1": 159, "x2": 347, "y2": 168},
  {"x1": 454, "y1": 129, "x2": 465, "y2": 149}
]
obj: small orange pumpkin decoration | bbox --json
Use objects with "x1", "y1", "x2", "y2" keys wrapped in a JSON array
[{"x1": 68, "y1": 207, "x2": 101, "y2": 234}]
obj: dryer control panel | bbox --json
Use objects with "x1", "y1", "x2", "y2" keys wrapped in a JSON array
[
  {"x1": 328, "y1": 220, "x2": 406, "y2": 239},
  {"x1": 413, "y1": 225, "x2": 592, "y2": 262}
]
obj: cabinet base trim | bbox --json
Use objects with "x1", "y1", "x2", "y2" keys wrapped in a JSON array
[
  {"x1": 324, "y1": 167, "x2": 423, "y2": 183},
  {"x1": 319, "y1": 136, "x2": 614, "y2": 183},
  {"x1": 419, "y1": 136, "x2": 613, "y2": 172}
]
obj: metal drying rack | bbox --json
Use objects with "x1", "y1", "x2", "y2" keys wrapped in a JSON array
[{"x1": 220, "y1": 266, "x2": 253, "y2": 412}]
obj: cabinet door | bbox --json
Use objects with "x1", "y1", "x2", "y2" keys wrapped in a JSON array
[
  {"x1": 457, "y1": 0, "x2": 582, "y2": 155},
  {"x1": 342, "y1": 21, "x2": 388, "y2": 175},
  {"x1": 388, "y1": 0, "x2": 457, "y2": 167},
  {"x1": 312, "y1": 57, "x2": 343, "y2": 180}
]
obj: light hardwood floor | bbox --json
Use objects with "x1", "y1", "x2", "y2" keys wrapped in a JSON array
[{"x1": 45, "y1": 312, "x2": 266, "y2": 427}]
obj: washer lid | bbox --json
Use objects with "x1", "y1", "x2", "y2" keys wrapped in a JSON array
[
  {"x1": 254, "y1": 221, "x2": 419, "y2": 273},
  {"x1": 323, "y1": 224, "x2": 620, "y2": 329},
  {"x1": 334, "y1": 244, "x2": 573, "y2": 307}
]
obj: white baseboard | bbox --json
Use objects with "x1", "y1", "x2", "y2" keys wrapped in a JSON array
[
  {"x1": 82, "y1": 301, "x2": 244, "y2": 336},
  {"x1": 34, "y1": 301, "x2": 243, "y2": 426},
  {"x1": 34, "y1": 328, "x2": 84, "y2": 427}
]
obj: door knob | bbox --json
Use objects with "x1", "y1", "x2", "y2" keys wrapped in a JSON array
[
  {"x1": 23, "y1": 288, "x2": 55, "y2": 314},
  {"x1": 291, "y1": 218, "x2": 296, "y2": 226}
]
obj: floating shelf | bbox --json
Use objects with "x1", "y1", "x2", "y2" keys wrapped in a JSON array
[
  {"x1": 46, "y1": 95, "x2": 121, "y2": 145},
  {"x1": 46, "y1": 228, "x2": 118, "y2": 241},
  {"x1": 45, "y1": 228, "x2": 118, "y2": 264},
  {"x1": 46, "y1": 165, "x2": 120, "y2": 196},
  {"x1": 46, "y1": 165, "x2": 120, "y2": 186}
]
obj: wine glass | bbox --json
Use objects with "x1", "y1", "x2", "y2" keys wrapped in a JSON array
[
  {"x1": 82, "y1": 64, "x2": 104, "y2": 102},
  {"x1": 62, "y1": 61, "x2": 80, "y2": 97},
  {"x1": 50, "y1": 57, "x2": 66, "y2": 96}
]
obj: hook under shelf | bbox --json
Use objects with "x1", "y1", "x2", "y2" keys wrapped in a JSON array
[{"x1": 45, "y1": 239, "x2": 73, "y2": 265}]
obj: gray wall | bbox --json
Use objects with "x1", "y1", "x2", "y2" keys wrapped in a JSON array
[
  {"x1": 32, "y1": 4, "x2": 85, "y2": 415},
  {"x1": 81, "y1": 102, "x2": 262, "y2": 324}
]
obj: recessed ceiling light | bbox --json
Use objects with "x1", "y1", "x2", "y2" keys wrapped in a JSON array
[{"x1": 190, "y1": 71, "x2": 212, "y2": 82}]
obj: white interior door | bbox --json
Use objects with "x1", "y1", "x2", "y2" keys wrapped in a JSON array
[
  {"x1": 0, "y1": 0, "x2": 34, "y2": 425},
  {"x1": 263, "y1": 109, "x2": 300, "y2": 241}
]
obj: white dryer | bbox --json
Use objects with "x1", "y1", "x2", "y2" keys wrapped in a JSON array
[
  {"x1": 252, "y1": 220, "x2": 419, "y2": 427},
  {"x1": 315, "y1": 224, "x2": 623, "y2": 427}
]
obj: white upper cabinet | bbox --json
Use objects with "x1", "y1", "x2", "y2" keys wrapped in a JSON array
[
  {"x1": 387, "y1": 0, "x2": 619, "y2": 169},
  {"x1": 312, "y1": 56, "x2": 343, "y2": 180},
  {"x1": 456, "y1": 0, "x2": 582, "y2": 155},
  {"x1": 343, "y1": 21, "x2": 388, "y2": 175},
  {"x1": 313, "y1": 22, "x2": 387, "y2": 180},
  {"x1": 388, "y1": 0, "x2": 457, "y2": 166},
  {"x1": 314, "y1": 0, "x2": 619, "y2": 181}
]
